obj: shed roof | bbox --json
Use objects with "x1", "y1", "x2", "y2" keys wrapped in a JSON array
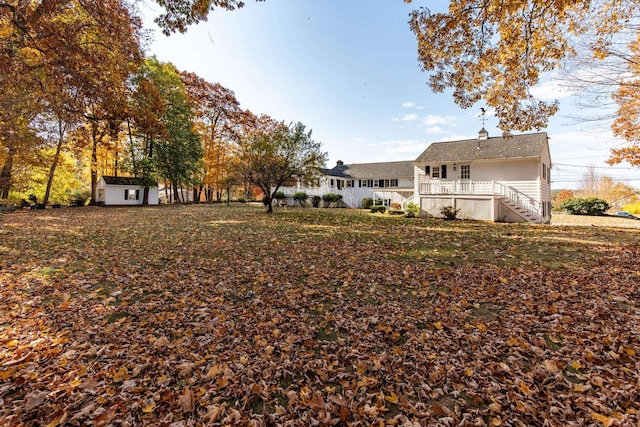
[
  {"x1": 320, "y1": 161, "x2": 415, "y2": 178},
  {"x1": 415, "y1": 131, "x2": 548, "y2": 164},
  {"x1": 101, "y1": 176, "x2": 156, "y2": 186}
]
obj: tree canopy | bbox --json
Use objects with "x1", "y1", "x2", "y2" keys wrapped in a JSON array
[
  {"x1": 241, "y1": 120, "x2": 327, "y2": 213},
  {"x1": 147, "y1": 0, "x2": 640, "y2": 164}
]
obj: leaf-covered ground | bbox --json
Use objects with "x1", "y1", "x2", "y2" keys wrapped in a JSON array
[{"x1": 1, "y1": 205, "x2": 638, "y2": 426}]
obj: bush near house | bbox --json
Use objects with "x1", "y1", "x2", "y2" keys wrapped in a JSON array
[
  {"x1": 322, "y1": 193, "x2": 342, "y2": 207},
  {"x1": 440, "y1": 205, "x2": 461, "y2": 220},
  {"x1": 361, "y1": 197, "x2": 373, "y2": 209},
  {"x1": 311, "y1": 195, "x2": 321, "y2": 208},
  {"x1": 558, "y1": 197, "x2": 610, "y2": 216},
  {"x1": 293, "y1": 192, "x2": 308, "y2": 207},
  {"x1": 405, "y1": 202, "x2": 419, "y2": 218},
  {"x1": 370, "y1": 205, "x2": 386, "y2": 214}
]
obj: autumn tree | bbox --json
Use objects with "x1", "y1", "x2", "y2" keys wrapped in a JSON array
[
  {"x1": 0, "y1": 72, "x2": 41, "y2": 200},
  {"x1": 152, "y1": 0, "x2": 265, "y2": 34},
  {"x1": 608, "y1": 30, "x2": 640, "y2": 166},
  {"x1": 127, "y1": 57, "x2": 202, "y2": 204},
  {"x1": 575, "y1": 167, "x2": 639, "y2": 207},
  {"x1": 241, "y1": 120, "x2": 326, "y2": 213},
  {"x1": 181, "y1": 72, "x2": 244, "y2": 202},
  {"x1": 0, "y1": 0, "x2": 142, "y2": 203}
]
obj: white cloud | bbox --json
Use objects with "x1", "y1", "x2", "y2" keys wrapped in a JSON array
[
  {"x1": 425, "y1": 126, "x2": 445, "y2": 134},
  {"x1": 422, "y1": 114, "x2": 457, "y2": 127},
  {"x1": 530, "y1": 80, "x2": 576, "y2": 101},
  {"x1": 381, "y1": 140, "x2": 428, "y2": 156},
  {"x1": 402, "y1": 102, "x2": 415, "y2": 108},
  {"x1": 393, "y1": 113, "x2": 419, "y2": 122}
]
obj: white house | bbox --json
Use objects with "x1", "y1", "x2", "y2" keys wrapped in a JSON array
[
  {"x1": 279, "y1": 160, "x2": 415, "y2": 208},
  {"x1": 96, "y1": 176, "x2": 159, "y2": 206},
  {"x1": 414, "y1": 129, "x2": 552, "y2": 223}
]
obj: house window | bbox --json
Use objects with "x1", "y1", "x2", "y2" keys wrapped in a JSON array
[
  {"x1": 460, "y1": 165, "x2": 471, "y2": 180},
  {"x1": 425, "y1": 165, "x2": 431, "y2": 175},
  {"x1": 98, "y1": 189, "x2": 105, "y2": 201},
  {"x1": 346, "y1": 180, "x2": 353, "y2": 188},
  {"x1": 547, "y1": 166, "x2": 551, "y2": 184},
  {"x1": 125, "y1": 189, "x2": 139, "y2": 201},
  {"x1": 441, "y1": 165, "x2": 447, "y2": 179},
  {"x1": 330, "y1": 179, "x2": 335, "y2": 188},
  {"x1": 360, "y1": 179, "x2": 367, "y2": 187},
  {"x1": 432, "y1": 166, "x2": 440, "y2": 178},
  {"x1": 390, "y1": 179, "x2": 398, "y2": 187}
]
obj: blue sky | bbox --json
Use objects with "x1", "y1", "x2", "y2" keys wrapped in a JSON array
[{"x1": 139, "y1": 0, "x2": 640, "y2": 190}]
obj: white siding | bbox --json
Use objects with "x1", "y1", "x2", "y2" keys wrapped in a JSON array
[
  {"x1": 280, "y1": 175, "x2": 414, "y2": 207},
  {"x1": 97, "y1": 178, "x2": 159, "y2": 205}
]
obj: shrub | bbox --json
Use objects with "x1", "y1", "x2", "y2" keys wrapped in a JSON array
[
  {"x1": 361, "y1": 197, "x2": 373, "y2": 209},
  {"x1": 322, "y1": 193, "x2": 342, "y2": 207},
  {"x1": 390, "y1": 202, "x2": 402, "y2": 211},
  {"x1": 388, "y1": 210, "x2": 405, "y2": 216},
  {"x1": 558, "y1": 197, "x2": 610, "y2": 216},
  {"x1": 311, "y1": 195, "x2": 321, "y2": 208},
  {"x1": 440, "y1": 205, "x2": 460, "y2": 220},
  {"x1": 293, "y1": 191, "x2": 308, "y2": 207},
  {"x1": 622, "y1": 201, "x2": 640, "y2": 215},
  {"x1": 370, "y1": 205, "x2": 386, "y2": 214},
  {"x1": 405, "y1": 202, "x2": 419, "y2": 217},
  {"x1": 236, "y1": 197, "x2": 246, "y2": 203},
  {"x1": 69, "y1": 189, "x2": 90, "y2": 207},
  {"x1": 273, "y1": 191, "x2": 286, "y2": 201}
]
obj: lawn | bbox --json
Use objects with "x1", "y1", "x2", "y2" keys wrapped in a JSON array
[{"x1": 1, "y1": 205, "x2": 638, "y2": 426}]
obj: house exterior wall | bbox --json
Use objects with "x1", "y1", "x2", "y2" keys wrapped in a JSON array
[
  {"x1": 414, "y1": 156, "x2": 551, "y2": 223},
  {"x1": 279, "y1": 175, "x2": 414, "y2": 207},
  {"x1": 96, "y1": 178, "x2": 159, "y2": 205},
  {"x1": 420, "y1": 195, "x2": 498, "y2": 221}
]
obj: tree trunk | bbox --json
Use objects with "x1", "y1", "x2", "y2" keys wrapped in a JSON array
[
  {"x1": 43, "y1": 117, "x2": 69, "y2": 206},
  {"x1": 172, "y1": 180, "x2": 180, "y2": 203},
  {"x1": 143, "y1": 185, "x2": 149, "y2": 206},
  {"x1": 90, "y1": 120, "x2": 99, "y2": 205},
  {"x1": 43, "y1": 135, "x2": 64, "y2": 206},
  {"x1": 0, "y1": 146, "x2": 17, "y2": 199}
]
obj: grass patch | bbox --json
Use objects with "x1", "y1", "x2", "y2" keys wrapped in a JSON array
[{"x1": 1, "y1": 205, "x2": 638, "y2": 426}]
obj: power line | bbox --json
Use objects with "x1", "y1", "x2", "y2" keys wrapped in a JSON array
[{"x1": 553, "y1": 162, "x2": 639, "y2": 170}]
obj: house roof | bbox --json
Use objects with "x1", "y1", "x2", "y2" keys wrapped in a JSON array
[
  {"x1": 101, "y1": 176, "x2": 155, "y2": 186},
  {"x1": 320, "y1": 160, "x2": 415, "y2": 178},
  {"x1": 415, "y1": 131, "x2": 548, "y2": 164}
]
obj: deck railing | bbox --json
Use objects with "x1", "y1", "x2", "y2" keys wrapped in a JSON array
[{"x1": 418, "y1": 178, "x2": 542, "y2": 222}]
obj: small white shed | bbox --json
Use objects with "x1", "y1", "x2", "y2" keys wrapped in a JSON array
[{"x1": 96, "y1": 176, "x2": 159, "y2": 206}]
